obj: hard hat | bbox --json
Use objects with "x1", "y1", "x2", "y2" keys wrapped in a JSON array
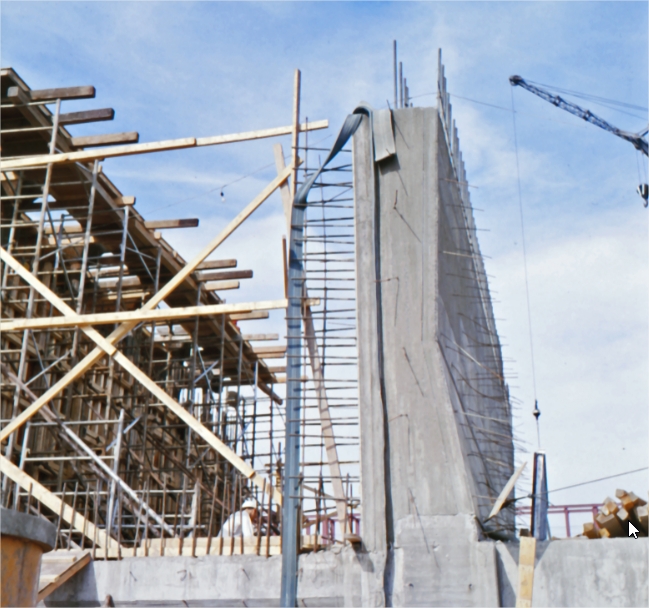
[{"x1": 241, "y1": 499, "x2": 258, "y2": 510}]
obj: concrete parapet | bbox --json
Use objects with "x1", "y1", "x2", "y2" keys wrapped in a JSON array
[{"x1": 495, "y1": 538, "x2": 649, "y2": 607}]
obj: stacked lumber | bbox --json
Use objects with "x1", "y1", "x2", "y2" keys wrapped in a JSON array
[{"x1": 581, "y1": 489, "x2": 648, "y2": 539}]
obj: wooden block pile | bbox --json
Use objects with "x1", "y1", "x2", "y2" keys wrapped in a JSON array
[{"x1": 582, "y1": 489, "x2": 648, "y2": 539}]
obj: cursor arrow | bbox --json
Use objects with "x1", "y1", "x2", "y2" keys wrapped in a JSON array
[{"x1": 629, "y1": 522, "x2": 639, "y2": 539}]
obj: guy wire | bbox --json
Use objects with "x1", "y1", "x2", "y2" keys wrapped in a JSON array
[{"x1": 510, "y1": 86, "x2": 541, "y2": 450}]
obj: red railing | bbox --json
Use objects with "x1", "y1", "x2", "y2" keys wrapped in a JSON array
[
  {"x1": 516, "y1": 503, "x2": 601, "y2": 537},
  {"x1": 305, "y1": 504, "x2": 607, "y2": 541},
  {"x1": 303, "y1": 514, "x2": 361, "y2": 544}
]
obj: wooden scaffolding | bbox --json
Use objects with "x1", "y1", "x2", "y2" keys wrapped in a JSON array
[{"x1": 0, "y1": 66, "x2": 355, "y2": 558}]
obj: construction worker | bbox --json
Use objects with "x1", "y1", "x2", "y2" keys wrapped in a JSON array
[{"x1": 217, "y1": 499, "x2": 259, "y2": 537}]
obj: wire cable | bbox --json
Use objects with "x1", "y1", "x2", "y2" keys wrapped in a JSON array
[
  {"x1": 144, "y1": 132, "x2": 334, "y2": 216},
  {"x1": 543, "y1": 467, "x2": 648, "y2": 495},
  {"x1": 409, "y1": 91, "x2": 598, "y2": 130},
  {"x1": 510, "y1": 86, "x2": 540, "y2": 449},
  {"x1": 526, "y1": 79, "x2": 648, "y2": 113}
]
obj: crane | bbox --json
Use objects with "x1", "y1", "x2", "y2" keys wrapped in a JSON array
[{"x1": 509, "y1": 75, "x2": 648, "y2": 205}]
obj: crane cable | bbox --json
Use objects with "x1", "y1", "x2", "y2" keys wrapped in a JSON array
[{"x1": 510, "y1": 86, "x2": 541, "y2": 449}]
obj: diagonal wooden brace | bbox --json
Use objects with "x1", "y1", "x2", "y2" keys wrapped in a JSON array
[
  {"x1": 0, "y1": 165, "x2": 294, "y2": 505},
  {"x1": 0, "y1": 454, "x2": 114, "y2": 549},
  {"x1": 0, "y1": 248, "x2": 282, "y2": 506}
]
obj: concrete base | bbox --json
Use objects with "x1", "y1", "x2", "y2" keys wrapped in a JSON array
[
  {"x1": 495, "y1": 538, "x2": 649, "y2": 607},
  {"x1": 43, "y1": 538, "x2": 648, "y2": 607}
]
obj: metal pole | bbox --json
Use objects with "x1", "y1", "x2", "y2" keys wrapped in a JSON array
[
  {"x1": 107, "y1": 408, "x2": 125, "y2": 535},
  {"x1": 3, "y1": 99, "x2": 61, "y2": 497},
  {"x1": 399, "y1": 62, "x2": 404, "y2": 109},
  {"x1": 280, "y1": 189, "x2": 306, "y2": 607},
  {"x1": 393, "y1": 40, "x2": 398, "y2": 109},
  {"x1": 530, "y1": 451, "x2": 548, "y2": 540},
  {"x1": 115, "y1": 205, "x2": 129, "y2": 311}
]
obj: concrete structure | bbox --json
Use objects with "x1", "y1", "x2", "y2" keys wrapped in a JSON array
[
  {"x1": 1, "y1": 507, "x2": 56, "y2": 606},
  {"x1": 44, "y1": 538, "x2": 648, "y2": 606},
  {"x1": 351, "y1": 76, "x2": 515, "y2": 600},
  {"x1": 4, "y1": 63, "x2": 647, "y2": 607}
]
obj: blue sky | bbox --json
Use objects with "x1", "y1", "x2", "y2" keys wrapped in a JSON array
[{"x1": 2, "y1": 1, "x2": 647, "y2": 534}]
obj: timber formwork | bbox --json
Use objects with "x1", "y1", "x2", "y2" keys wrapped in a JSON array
[{"x1": 0, "y1": 67, "x2": 353, "y2": 558}]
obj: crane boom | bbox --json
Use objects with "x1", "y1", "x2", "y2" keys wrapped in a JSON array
[{"x1": 509, "y1": 75, "x2": 648, "y2": 156}]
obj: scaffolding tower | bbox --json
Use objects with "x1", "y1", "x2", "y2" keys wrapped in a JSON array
[{"x1": 1, "y1": 67, "x2": 357, "y2": 560}]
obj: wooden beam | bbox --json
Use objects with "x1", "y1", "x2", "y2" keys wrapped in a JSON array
[
  {"x1": 0, "y1": 121, "x2": 326, "y2": 171},
  {"x1": 252, "y1": 345, "x2": 287, "y2": 355},
  {"x1": 202, "y1": 280, "x2": 240, "y2": 291},
  {"x1": 96, "y1": 275, "x2": 141, "y2": 290},
  {"x1": 144, "y1": 218, "x2": 199, "y2": 230},
  {"x1": 195, "y1": 269, "x2": 252, "y2": 282},
  {"x1": 516, "y1": 536, "x2": 536, "y2": 608},
  {"x1": 291, "y1": 70, "x2": 302, "y2": 204},
  {"x1": 4, "y1": 86, "x2": 30, "y2": 105},
  {"x1": 0, "y1": 297, "x2": 289, "y2": 331},
  {"x1": 0, "y1": 138, "x2": 197, "y2": 170},
  {"x1": 273, "y1": 146, "x2": 292, "y2": 298},
  {"x1": 194, "y1": 119, "x2": 327, "y2": 147},
  {"x1": 59, "y1": 108, "x2": 115, "y2": 125},
  {"x1": 274, "y1": 143, "x2": 293, "y2": 237},
  {"x1": 267, "y1": 366, "x2": 286, "y2": 374},
  {"x1": 37, "y1": 551, "x2": 92, "y2": 603},
  {"x1": 0, "y1": 455, "x2": 113, "y2": 548},
  {"x1": 100, "y1": 291, "x2": 150, "y2": 302},
  {"x1": 230, "y1": 311, "x2": 269, "y2": 321},
  {"x1": 257, "y1": 381, "x2": 283, "y2": 405},
  {"x1": 71, "y1": 132, "x2": 139, "y2": 148},
  {"x1": 118, "y1": 196, "x2": 136, "y2": 206},
  {"x1": 304, "y1": 304, "x2": 349, "y2": 531},
  {"x1": 243, "y1": 333, "x2": 279, "y2": 341},
  {"x1": 0, "y1": 294, "x2": 320, "y2": 332},
  {"x1": 30, "y1": 85, "x2": 96, "y2": 101},
  {"x1": 486, "y1": 461, "x2": 527, "y2": 521},
  {"x1": 44, "y1": 223, "x2": 83, "y2": 234},
  {"x1": 197, "y1": 259, "x2": 237, "y2": 270},
  {"x1": 47, "y1": 235, "x2": 95, "y2": 247}
]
